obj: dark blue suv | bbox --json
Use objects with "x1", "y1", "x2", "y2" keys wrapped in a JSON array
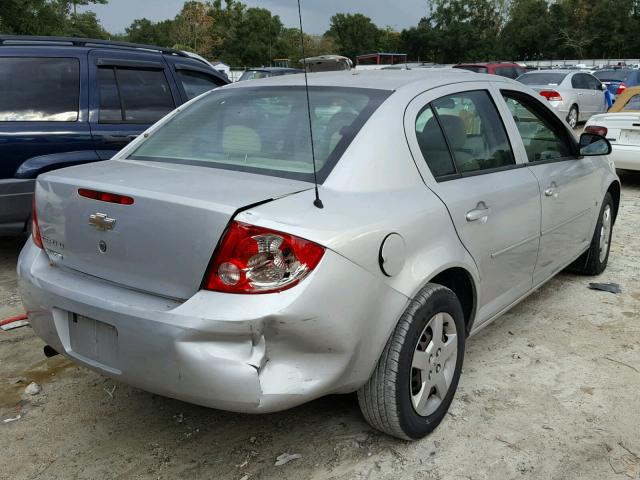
[{"x1": 0, "y1": 36, "x2": 229, "y2": 235}]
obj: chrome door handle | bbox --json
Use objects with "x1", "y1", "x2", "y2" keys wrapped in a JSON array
[{"x1": 466, "y1": 202, "x2": 490, "y2": 223}]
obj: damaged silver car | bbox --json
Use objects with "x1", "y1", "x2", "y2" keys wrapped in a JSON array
[{"x1": 18, "y1": 69, "x2": 620, "y2": 440}]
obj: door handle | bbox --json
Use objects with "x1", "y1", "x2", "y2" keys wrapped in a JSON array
[
  {"x1": 103, "y1": 135, "x2": 138, "y2": 144},
  {"x1": 466, "y1": 202, "x2": 490, "y2": 223}
]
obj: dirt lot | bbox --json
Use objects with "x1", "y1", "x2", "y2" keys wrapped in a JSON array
[{"x1": 1, "y1": 172, "x2": 639, "y2": 480}]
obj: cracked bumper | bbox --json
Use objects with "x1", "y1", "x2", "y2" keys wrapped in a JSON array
[{"x1": 18, "y1": 240, "x2": 408, "y2": 413}]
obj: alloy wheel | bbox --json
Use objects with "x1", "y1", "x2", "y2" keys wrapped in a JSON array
[
  {"x1": 410, "y1": 312, "x2": 458, "y2": 416},
  {"x1": 599, "y1": 204, "x2": 612, "y2": 263}
]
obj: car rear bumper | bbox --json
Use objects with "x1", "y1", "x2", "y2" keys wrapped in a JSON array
[
  {"x1": 0, "y1": 178, "x2": 34, "y2": 235},
  {"x1": 18, "y1": 240, "x2": 408, "y2": 413},
  {"x1": 610, "y1": 144, "x2": 640, "y2": 171}
]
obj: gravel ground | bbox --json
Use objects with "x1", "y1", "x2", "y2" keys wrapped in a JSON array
[{"x1": 1, "y1": 172, "x2": 639, "y2": 480}]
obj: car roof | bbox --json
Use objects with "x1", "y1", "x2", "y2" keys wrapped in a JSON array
[
  {"x1": 225, "y1": 68, "x2": 491, "y2": 92},
  {"x1": 246, "y1": 67, "x2": 301, "y2": 72},
  {"x1": 456, "y1": 62, "x2": 521, "y2": 67},
  {"x1": 521, "y1": 69, "x2": 574, "y2": 74}
]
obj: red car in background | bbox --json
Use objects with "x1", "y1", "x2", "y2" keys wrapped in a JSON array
[{"x1": 453, "y1": 62, "x2": 526, "y2": 79}]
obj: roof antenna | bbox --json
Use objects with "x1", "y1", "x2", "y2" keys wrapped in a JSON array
[{"x1": 297, "y1": 0, "x2": 324, "y2": 209}]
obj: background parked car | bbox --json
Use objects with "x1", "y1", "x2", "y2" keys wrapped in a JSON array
[
  {"x1": 453, "y1": 62, "x2": 526, "y2": 79},
  {"x1": 585, "y1": 85, "x2": 640, "y2": 171},
  {"x1": 237, "y1": 67, "x2": 303, "y2": 81},
  {"x1": 593, "y1": 69, "x2": 640, "y2": 101},
  {"x1": 0, "y1": 35, "x2": 229, "y2": 236},
  {"x1": 516, "y1": 70, "x2": 607, "y2": 128}
]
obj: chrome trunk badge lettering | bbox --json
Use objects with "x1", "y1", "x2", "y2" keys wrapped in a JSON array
[{"x1": 89, "y1": 213, "x2": 116, "y2": 231}]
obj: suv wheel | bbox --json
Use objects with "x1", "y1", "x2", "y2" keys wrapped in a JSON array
[{"x1": 357, "y1": 283, "x2": 465, "y2": 440}]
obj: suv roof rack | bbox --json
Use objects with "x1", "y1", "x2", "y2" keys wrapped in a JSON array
[{"x1": 0, "y1": 35, "x2": 189, "y2": 58}]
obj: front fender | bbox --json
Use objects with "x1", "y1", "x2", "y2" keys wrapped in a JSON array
[{"x1": 14, "y1": 150, "x2": 102, "y2": 179}]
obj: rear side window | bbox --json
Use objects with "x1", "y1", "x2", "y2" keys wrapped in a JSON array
[
  {"x1": 415, "y1": 106, "x2": 457, "y2": 178},
  {"x1": 430, "y1": 91, "x2": 514, "y2": 174},
  {"x1": 177, "y1": 70, "x2": 224, "y2": 99},
  {"x1": 622, "y1": 94, "x2": 640, "y2": 111},
  {"x1": 0, "y1": 57, "x2": 79, "y2": 122},
  {"x1": 571, "y1": 74, "x2": 588, "y2": 89},
  {"x1": 97, "y1": 67, "x2": 175, "y2": 123},
  {"x1": 128, "y1": 86, "x2": 390, "y2": 183}
]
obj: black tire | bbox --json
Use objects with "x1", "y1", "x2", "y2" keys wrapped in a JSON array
[
  {"x1": 569, "y1": 192, "x2": 614, "y2": 275},
  {"x1": 357, "y1": 283, "x2": 465, "y2": 440},
  {"x1": 567, "y1": 104, "x2": 579, "y2": 129}
]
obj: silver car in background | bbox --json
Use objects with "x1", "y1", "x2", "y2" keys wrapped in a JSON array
[
  {"x1": 19, "y1": 70, "x2": 620, "y2": 440},
  {"x1": 517, "y1": 70, "x2": 608, "y2": 128}
]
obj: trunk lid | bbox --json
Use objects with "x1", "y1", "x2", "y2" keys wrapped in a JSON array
[
  {"x1": 36, "y1": 159, "x2": 311, "y2": 299},
  {"x1": 590, "y1": 112, "x2": 640, "y2": 145}
]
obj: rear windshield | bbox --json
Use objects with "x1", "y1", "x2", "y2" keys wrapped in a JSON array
[
  {"x1": 456, "y1": 65, "x2": 488, "y2": 74},
  {"x1": 129, "y1": 86, "x2": 390, "y2": 182},
  {"x1": 594, "y1": 70, "x2": 632, "y2": 82},
  {"x1": 517, "y1": 72, "x2": 567, "y2": 86}
]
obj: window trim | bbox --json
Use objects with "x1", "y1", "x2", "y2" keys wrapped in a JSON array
[
  {"x1": 500, "y1": 89, "x2": 580, "y2": 165},
  {"x1": 0, "y1": 56, "x2": 81, "y2": 123},
  {"x1": 97, "y1": 65, "x2": 176, "y2": 125},
  {"x1": 421, "y1": 89, "x2": 517, "y2": 182}
]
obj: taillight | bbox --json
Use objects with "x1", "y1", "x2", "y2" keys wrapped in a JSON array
[
  {"x1": 616, "y1": 83, "x2": 627, "y2": 95},
  {"x1": 539, "y1": 90, "x2": 563, "y2": 102},
  {"x1": 78, "y1": 188, "x2": 134, "y2": 205},
  {"x1": 585, "y1": 125, "x2": 608, "y2": 137},
  {"x1": 31, "y1": 196, "x2": 43, "y2": 249},
  {"x1": 204, "y1": 221, "x2": 325, "y2": 294}
]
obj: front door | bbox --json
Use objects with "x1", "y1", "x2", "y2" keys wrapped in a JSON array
[
  {"x1": 499, "y1": 90, "x2": 601, "y2": 285},
  {"x1": 405, "y1": 84, "x2": 541, "y2": 324}
]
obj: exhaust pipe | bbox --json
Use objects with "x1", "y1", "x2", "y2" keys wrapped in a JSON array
[{"x1": 43, "y1": 345, "x2": 59, "y2": 358}]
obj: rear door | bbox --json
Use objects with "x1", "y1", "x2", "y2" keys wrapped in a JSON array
[
  {"x1": 571, "y1": 73, "x2": 595, "y2": 117},
  {"x1": 88, "y1": 49, "x2": 180, "y2": 160},
  {"x1": 497, "y1": 89, "x2": 601, "y2": 285},
  {"x1": 405, "y1": 83, "x2": 541, "y2": 324}
]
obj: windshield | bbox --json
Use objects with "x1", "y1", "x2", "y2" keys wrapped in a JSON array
[
  {"x1": 622, "y1": 94, "x2": 640, "y2": 111},
  {"x1": 594, "y1": 70, "x2": 632, "y2": 82},
  {"x1": 517, "y1": 72, "x2": 567, "y2": 86},
  {"x1": 129, "y1": 86, "x2": 390, "y2": 182},
  {"x1": 456, "y1": 65, "x2": 488, "y2": 74}
]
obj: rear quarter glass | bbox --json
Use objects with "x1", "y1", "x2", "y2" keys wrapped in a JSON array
[{"x1": 128, "y1": 86, "x2": 391, "y2": 183}]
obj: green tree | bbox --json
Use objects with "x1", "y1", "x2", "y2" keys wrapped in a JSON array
[
  {"x1": 500, "y1": 0, "x2": 554, "y2": 60},
  {"x1": 125, "y1": 18, "x2": 174, "y2": 46},
  {"x1": 325, "y1": 13, "x2": 381, "y2": 60}
]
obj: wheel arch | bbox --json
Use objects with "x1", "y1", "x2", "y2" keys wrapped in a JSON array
[
  {"x1": 428, "y1": 266, "x2": 477, "y2": 335},
  {"x1": 607, "y1": 180, "x2": 621, "y2": 224}
]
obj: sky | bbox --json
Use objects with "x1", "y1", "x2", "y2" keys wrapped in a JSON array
[{"x1": 82, "y1": 0, "x2": 428, "y2": 35}]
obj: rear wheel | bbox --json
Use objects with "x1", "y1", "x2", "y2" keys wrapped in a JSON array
[
  {"x1": 567, "y1": 105, "x2": 579, "y2": 128},
  {"x1": 569, "y1": 192, "x2": 614, "y2": 275},
  {"x1": 357, "y1": 283, "x2": 465, "y2": 440}
]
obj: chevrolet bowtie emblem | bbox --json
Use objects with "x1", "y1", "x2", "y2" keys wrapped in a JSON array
[{"x1": 89, "y1": 213, "x2": 116, "y2": 231}]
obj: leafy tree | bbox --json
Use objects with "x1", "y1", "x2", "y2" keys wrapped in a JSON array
[
  {"x1": 325, "y1": 13, "x2": 381, "y2": 60},
  {"x1": 500, "y1": 0, "x2": 554, "y2": 60},
  {"x1": 125, "y1": 18, "x2": 174, "y2": 46},
  {"x1": 171, "y1": 1, "x2": 220, "y2": 56}
]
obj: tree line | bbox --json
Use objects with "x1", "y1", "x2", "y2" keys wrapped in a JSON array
[{"x1": 2, "y1": 0, "x2": 640, "y2": 66}]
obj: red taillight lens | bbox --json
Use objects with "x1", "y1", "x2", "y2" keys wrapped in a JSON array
[
  {"x1": 31, "y1": 196, "x2": 43, "y2": 249},
  {"x1": 539, "y1": 90, "x2": 563, "y2": 102},
  {"x1": 616, "y1": 83, "x2": 627, "y2": 95},
  {"x1": 78, "y1": 188, "x2": 134, "y2": 205},
  {"x1": 204, "y1": 221, "x2": 325, "y2": 294},
  {"x1": 585, "y1": 125, "x2": 608, "y2": 137}
]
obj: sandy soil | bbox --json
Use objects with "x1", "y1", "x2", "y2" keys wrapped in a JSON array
[{"x1": 1, "y1": 172, "x2": 639, "y2": 480}]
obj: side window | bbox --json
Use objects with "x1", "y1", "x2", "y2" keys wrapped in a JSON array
[
  {"x1": 431, "y1": 90, "x2": 515, "y2": 173},
  {"x1": 415, "y1": 106, "x2": 457, "y2": 178},
  {"x1": 502, "y1": 92, "x2": 574, "y2": 162},
  {"x1": 572, "y1": 74, "x2": 588, "y2": 89},
  {"x1": 177, "y1": 70, "x2": 224, "y2": 99},
  {"x1": 586, "y1": 75, "x2": 602, "y2": 91},
  {"x1": 97, "y1": 67, "x2": 175, "y2": 123},
  {"x1": 0, "y1": 57, "x2": 79, "y2": 122}
]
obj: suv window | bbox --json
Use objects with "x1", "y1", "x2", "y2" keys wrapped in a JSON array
[
  {"x1": 97, "y1": 66, "x2": 175, "y2": 123},
  {"x1": 429, "y1": 90, "x2": 515, "y2": 174},
  {"x1": 177, "y1": 70, "x2": 224, "y2": 99},
  {"x1": 0, "y1": 57, "x2": 79, "y2": 122},
  {"x1": 502, "y1": 92, "x2": 573, "y2": 162}
]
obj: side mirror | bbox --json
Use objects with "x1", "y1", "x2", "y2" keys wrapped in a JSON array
[
  {"x1": 579, "y1": 132, "x2": 612, "y2": 156},
  {"x1": 601, "y1": 84, "x2": 607, "y2": 91}
]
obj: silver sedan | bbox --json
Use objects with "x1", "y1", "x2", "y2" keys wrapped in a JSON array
[
  {"x1": 517, "y1": 70, "x2": 608, "y2": 128},
  {"x1": 19, "y1": 70, "x2": 620, "y2": 440}
]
